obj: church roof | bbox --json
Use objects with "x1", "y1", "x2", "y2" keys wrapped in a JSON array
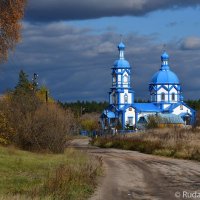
[
  {"x1": 158, "y1": 113, "x2": 184, "y2": 124},
  {"x1": 150, "y1": 51, "x2": 179, "y2": 84},
  {"x1": 114, "y1": 59, "x2": 130, "y2": 68},
  {"x1": 138, "y1": 113, "x2": 184, "y2": 124},
  {"x1": 134, "y1": 103, "x2": 161, "y2": 112},
  {"x1": 151, "y1": 70, "x2": 179, "y2": 84}
]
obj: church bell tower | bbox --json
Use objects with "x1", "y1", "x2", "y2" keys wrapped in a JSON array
[{"x1": 109, "y1": 42, "x2": 134, "y2": 109}]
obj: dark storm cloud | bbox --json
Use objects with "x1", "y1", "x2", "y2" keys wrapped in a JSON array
[
  {"x1": 1, "y1": 22, "x2": 200, "y2": 101},
  {"x1": 26, "y1": 0, "x2": 200, "y2": 22}
]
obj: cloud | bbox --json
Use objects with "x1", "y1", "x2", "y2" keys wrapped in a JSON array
[
  {"x1": 25, "y1": 0, "x2": 200, "y2": 22},
  {"x1": 166, "y1": 21, "x2": 178, "y2": 27},
  {"x1": 180, "y1": 36, "x2": 200, "y2": 50},
  {"x1": 1, "y1": 22, "x2": 200, "y2": 102}
]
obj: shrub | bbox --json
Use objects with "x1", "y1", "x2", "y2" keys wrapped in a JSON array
[
  {"x1": 16, "y1": 104, "x2": 74, "y2": 153},
  {"x1": 80, "y1": 113, "x2": 100, "y2": 132},
  {"x1": 16, "y1": 104, "x2": 77, "y2": 153},
  {"x1": 0, "y1": 93, "x2": 78, "y2": 153},
  {"x1": 0, "y1": 111, "x2": 14, "y2": 145},
  {"x1": 91, "y1": 128, "x2": 200, "y2": 161},
  {"x1": 145, "y1": 115, "x2": 159, "y2": 129}
]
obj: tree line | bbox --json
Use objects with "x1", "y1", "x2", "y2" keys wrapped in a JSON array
[
  {"x1": 59, "y1": 99, "x2": 200, "y2": 116},
  {"x1": 59, "y1": 101, "x2": 109, "y2": 116}
]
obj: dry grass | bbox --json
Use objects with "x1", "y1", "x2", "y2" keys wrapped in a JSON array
[{"x1": 91, "y1": 128, "x2": 200, "y2": 161}]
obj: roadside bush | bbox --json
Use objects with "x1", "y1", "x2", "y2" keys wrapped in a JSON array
[
  {"x1": 145, "y1": 115, "x2": 159, "y2": 129},
  {"x1": 0, "y1": 92, "x2": 78, "y2": 153},
  {"x1": 0, "y1": 111, "x2": 14, "y2": 145},
  {"x1": 15, "y1": 104, "x2": 74, "y2": 153}
]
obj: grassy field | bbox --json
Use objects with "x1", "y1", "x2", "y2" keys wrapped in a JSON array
[
  {"x1": 0, "y1": 145, "x2": 102, "y2": 200},
  {"x1": 91, "y1": 128, "x2": 200, "y2": 161}
]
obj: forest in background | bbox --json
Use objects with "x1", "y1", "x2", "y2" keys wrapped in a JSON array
[{"x1": 59, "y1": 99, "x2": 200, "y2": 115}]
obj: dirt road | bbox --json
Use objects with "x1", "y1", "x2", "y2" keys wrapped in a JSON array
[{"x1": 70, "y1": 138, "x2": 200, "y2": 200}]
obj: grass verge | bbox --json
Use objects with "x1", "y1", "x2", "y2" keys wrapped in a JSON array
[
  {"x1": 91, "y1": 128, "x2": 200, "y2": 161},
  {"x1": 0, "y1": 145, "x2": 102, "y2": 200}
]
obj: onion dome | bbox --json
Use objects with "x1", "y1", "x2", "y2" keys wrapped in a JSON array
[
  {"x1": 151, "y1": 51, "x2": 179, "y2": 84},
  {"x1": 113, "y1": 42, "x2": 130, "y2": 68}
]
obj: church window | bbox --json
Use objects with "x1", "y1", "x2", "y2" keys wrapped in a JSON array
[
  {"x1": 172, "y1": 93, "x2": 175, "y2": 101},
  {"x1": 128, "y1": 117, "x2": 133, "y2": 126},
  {"x1": 112, "y1": 93, "x2": 115, "y2": 103},
  {"x1": 113, "y1": 74, "x2": 116, "y2": 83},
  {"x1": 112, "y1": 93, "x2": 118, "y2": 104},
  {"x1": 124, "y1": 94, "x2": 128, "y2": 103},
  {"x1": 123, "y1": 75, "x2": 128, "y2": 83},
  {"x1": 161, "y1": 93, "x2": 165, "y2": 101}
]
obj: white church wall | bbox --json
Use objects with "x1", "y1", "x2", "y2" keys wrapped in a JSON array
[
  {"x1": 172, "y1": 105, "x2": 192, "y2": 116},
  {"x1": 118, "y1": 90, "x2": 133, "y2": 104},
  {"x1": 119, "y1": 93, "x2": 124, "y2": 104},
  {"x1": 128, "y1": 93, "x2": 132, "y2": 104},
  {"x1": 125, "y1": 107, "x2": 136, "y2": 126},
  {"x1": 117, "y1": 75, "x2": 122, "y2": 82},
  {"x1": 157, "y1": 87, "x2": 168, "y2": 101}
]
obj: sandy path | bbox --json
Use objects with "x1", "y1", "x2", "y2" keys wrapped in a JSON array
[{"x1": 69, "y1": 138, "x2": 200, "y2": 200}]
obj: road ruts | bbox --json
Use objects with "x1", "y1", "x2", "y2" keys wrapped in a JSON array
[{"x1": 69, "y1": 138, "x2": 200, "y2": 200}]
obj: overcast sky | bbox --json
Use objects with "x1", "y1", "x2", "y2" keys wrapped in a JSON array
[{"x1": 1, "y1": 0, "x2": 200, "y2": 102}]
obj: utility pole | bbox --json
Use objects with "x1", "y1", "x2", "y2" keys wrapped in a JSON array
[
  {"x1": 45, "y1": 90, "x2": 48, "y2": 104},
  {"x1": 32, "y1": 73, "x2": 38, "y2": 93}
]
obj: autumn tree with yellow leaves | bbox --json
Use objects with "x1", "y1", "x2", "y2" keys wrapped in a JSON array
[{"x1": 0, "y1": 0, "x2": 26, "y2": 62}]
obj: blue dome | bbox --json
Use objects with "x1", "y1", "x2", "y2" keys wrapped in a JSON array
[
  {"x1": 151, "y1": 51, "x2": 179, "y2": 84},
  {"x1": 161, "y1": 52, "x2": 169, "y2": 60},
  {"x1": 118, "y1": 42, "x2": 125, "y2": 50},
  {"x1": 151, "y1": 70, "x2": 179, "y2": 84},
  {"x1": 114, "y1": 59, "x2": 130, "y2": 68}
]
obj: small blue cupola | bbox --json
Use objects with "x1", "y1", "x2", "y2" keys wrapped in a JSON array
[
  {"x1": 118, "y1": 42, "x2": 125, "y2": 59},
  {"x1": 161, "y1": 51, "x2": 170, "y2": 70},
  {"x1": 114, "y1": 42, "x2": 130, "y2": 69}
]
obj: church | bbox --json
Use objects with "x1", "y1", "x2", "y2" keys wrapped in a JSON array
[{"x1": 100, "y1": 42, "x2": 196, "y2": 130}]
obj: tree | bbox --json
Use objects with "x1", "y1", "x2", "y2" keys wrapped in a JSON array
[
  {"x1": 0, "y1": 69, "x2": 79, "y2": 153},
  {"x1": 80, "y1": 113, "x2": 100, "y2": 132},
  {"x1": 0, "y1": 0, "x2": 26, "y2": 62},
  {"x1": 15, "y1": 70, "x2": 32, "y2": 93}
]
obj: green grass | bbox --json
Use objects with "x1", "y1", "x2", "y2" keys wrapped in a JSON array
[{"x1": 0, "y1": 146, "x2": 102, "y2": 200}]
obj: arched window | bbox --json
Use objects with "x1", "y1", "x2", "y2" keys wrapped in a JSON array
[
  {"x1": 123, "y1": 75, "x2": 128, "y2": 83},
  {"x1": 124, "y1": 94, "x2": 128, "y2": 103},
  {"x1": 171, "y1": 93, "x2": 175, "y2": 101},
  {"x1": 161, "y1": 93, "x2": 165, "y2": 101},
  {"x1": 113, "y1": 74, "x2": 116, "y2": 83},
  {"x1": 112, "y1": 93, "x2": 118, "y2": 104}
]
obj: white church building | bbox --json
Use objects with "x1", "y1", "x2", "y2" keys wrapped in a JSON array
[{"x1": 100, "y1": 42, "x2": 196, "y2": 130}]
